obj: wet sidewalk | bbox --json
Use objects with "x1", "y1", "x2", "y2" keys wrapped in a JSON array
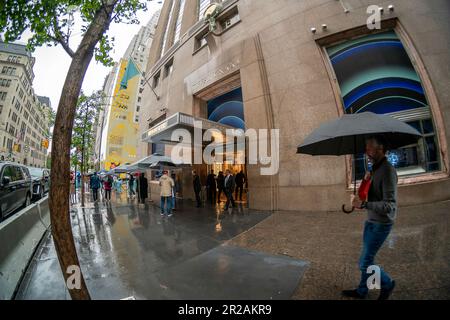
[
  {"x1": 16, "y1": 193, "x2": 308, "y2": 300},
  {"x1": 230, "y1": 200, "x2": 450, "y2": 300}
]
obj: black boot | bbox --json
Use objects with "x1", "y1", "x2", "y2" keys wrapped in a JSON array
[
  {"x1": 342, "y1": 289, "x2": 367, "y2": 299},
  {"x1": 378, "y1": 280, "x2": 396, "y2": 300}
]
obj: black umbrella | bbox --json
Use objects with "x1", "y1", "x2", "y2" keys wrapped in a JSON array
[{"x1": 297, "y1": 112, "x2": 422, "y2": 212}]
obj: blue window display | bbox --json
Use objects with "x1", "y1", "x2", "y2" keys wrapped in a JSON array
[
  {"x1": 207, "y1": 88, "x2": 245, "y2": 130},
  {"x1": 327, "y1": 31, "x2": 440, "y2": 179}
]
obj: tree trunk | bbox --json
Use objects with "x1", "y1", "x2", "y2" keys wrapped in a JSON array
[
  {"x1": 74, "y1": 160, "x2": 77, "y2": 201},
  {"x1": 81, "y1": 105, "x2": 89, "y2": 207},
  {"x1": 81, "y1": 146, "x2": 85, "y2": 207},
  {"x1": 49, "y1": 1, "x2": 117, "y2": 300}
]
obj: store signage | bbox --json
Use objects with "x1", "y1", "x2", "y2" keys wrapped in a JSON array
[{"x1": 191, "y1": 59, "x2": 240, "y2": 94}]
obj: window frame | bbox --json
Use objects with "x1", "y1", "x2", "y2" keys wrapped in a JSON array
[{"x1": 316, "y1": 18, "x2": 449, "y2": 188}]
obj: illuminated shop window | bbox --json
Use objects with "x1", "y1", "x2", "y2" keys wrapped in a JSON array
[
  {"x1": 207, "y1": 87, "x2": 245, "y2": 130},
  {"x1": 326, "y1": 31, "x2": 441, "y2": 179}
]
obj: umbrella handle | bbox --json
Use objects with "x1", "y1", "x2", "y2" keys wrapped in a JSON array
[{"x1": 342, "y1": 204, "x2": 355, "y2": 214}]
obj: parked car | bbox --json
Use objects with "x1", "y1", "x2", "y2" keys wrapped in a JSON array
[
  {"x1": 27, "y1": 167, "x2": 50, "y2": 200},
  {"x1": 0, "y1": 161, "x2": 33, "y2": 222}
]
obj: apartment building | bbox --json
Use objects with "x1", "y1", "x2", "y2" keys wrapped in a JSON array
[{"x1": 0, "y1": 41, "x2": 51, "y2": 168}]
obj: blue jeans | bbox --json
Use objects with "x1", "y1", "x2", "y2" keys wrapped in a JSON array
[
  {"x1": 160, "y1": 196, "x2": 172, "y2": 215},
  {"x1": 357, "y1": 221, "x2": 394, "y2": 296}
]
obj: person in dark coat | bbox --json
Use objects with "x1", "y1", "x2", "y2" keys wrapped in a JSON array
[
  {"x1": 216, "y1": 171, "x2": 225, "y2": 203},
  {"x1": 103, "y1": 175, "x2": 113, "y2": 202},
  {"x1": 224, "y1": 169, "x2": 236, "y2": 210},
  {"x1": 206, "y1": 170, "x2": 217, "y2": 205},
  {"x1": 138, "y1": 172, "x2": 148, "y2": 204},
  {"x1": 90, "y1": 172, "x2": 101, "y2": 202},
  {"x1": 128, "y1": 173, "x2": 136, "y2": 199},
  {"x1": 193, "y1": 170, "x2": 202, "y2": 208},
  {"x1": 235, "y1": 170, "x2": 246, "y2": 201}
]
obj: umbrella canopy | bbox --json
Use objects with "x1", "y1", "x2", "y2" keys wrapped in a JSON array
[
  {"x1": 110, "y1": 163, "x2": 139, "y2": 174},
  {"x1": 297, "y1": 112, "x2": 422, "y2": 156},
  {"x1": 149, "y1": 160, "x2": 177, "y2": 170},
  {"x1": 135, "y1": 153, "x2": 175, "y2": 168},
  {"x1": 297, "y1": 112, "x2": 422, "y2": 214}
]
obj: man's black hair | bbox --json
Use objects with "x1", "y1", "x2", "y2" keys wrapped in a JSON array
[{"x1": 367, "y1": 134, "x2": 389, "y2": 153}]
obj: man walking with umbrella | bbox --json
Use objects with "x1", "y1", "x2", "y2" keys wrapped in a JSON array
[
  {"x1": 342, "y1": 135, "x2": 397, "y2": 300},
  {"x1": 297, "y1": 112, "x2": 422, "y2": 300}
]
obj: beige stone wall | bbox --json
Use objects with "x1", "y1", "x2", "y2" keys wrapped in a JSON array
[{"x1": 140, "y1": 0, "x2": 450, "y2": 211}]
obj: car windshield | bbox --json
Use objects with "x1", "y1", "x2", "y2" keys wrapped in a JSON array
[{"x1": 28, "y1": 167, "x2": 42, "y2": 178}]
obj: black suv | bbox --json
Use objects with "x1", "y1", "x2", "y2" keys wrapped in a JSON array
[
  {"x1": 0, "y1": 162, "x2": 33, "y2": 222},
  {"x1": 28, "y1": 167, "x2": 50, "y2": 200}
]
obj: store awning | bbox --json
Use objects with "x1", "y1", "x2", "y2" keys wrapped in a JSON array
[{"x1": 141, "y1": 112, "x2": 237, "y2": 145}]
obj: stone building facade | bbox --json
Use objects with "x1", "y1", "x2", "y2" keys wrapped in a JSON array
[{"x1": 138, "y1": 0, "x2": 450, "y2": 211}]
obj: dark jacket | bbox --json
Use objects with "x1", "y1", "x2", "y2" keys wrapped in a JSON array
[
  {"x1": 206, "y1": 173, "x2": 217, "y2": 189},
  {"x1": 235, "y1": 172, "x2": 246, "y2": 186},
  {"x1": 224, "y1": 174, "x2": 235, "y2": 192},
  {"x1": 128, "y1": 175, "x2": 135, "y2": 187},
  {"x1": 366, "y1": 157, "x2": 398, "y2": 225},
  {"x1": 139, "y1": 176, "x2": 148, "y2": 199},
  {"x1": 217, "y1": 173, "x2": 225, "y2": 190},
  {"x1": 90, "y1": 175, "x2": 101, "y2": 189},
  {"x1": 193, "y1": 174, "x2": 202, "y2": 193}
]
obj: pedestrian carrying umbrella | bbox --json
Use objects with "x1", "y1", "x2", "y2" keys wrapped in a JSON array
[{"x1": 297, "y1": 112, "x2": 422, "y2": 213}]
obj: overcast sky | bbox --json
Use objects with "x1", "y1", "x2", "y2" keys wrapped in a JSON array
[{"x1": 20, "y1": 1, "x2": 164, "y2": 111}]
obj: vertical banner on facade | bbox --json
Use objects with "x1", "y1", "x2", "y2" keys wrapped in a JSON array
[{"x1": 105, "y1": 59, "x2": 140, "y2": 170}]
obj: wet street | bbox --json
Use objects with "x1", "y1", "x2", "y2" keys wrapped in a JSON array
[
  {"x1": 16, "y1": 193, "x2": 308, "y2": 300},
  {"x1": 14, "y1": 191, "x2": 450, "y2": 300}
]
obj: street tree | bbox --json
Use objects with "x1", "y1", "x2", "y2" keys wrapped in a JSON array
[
  {"x1": 72, "y1": 91, "x2": 103, "y2": 206},
  {"x1": 0, "y1": 0, "x2": 147, "y2": 299}
]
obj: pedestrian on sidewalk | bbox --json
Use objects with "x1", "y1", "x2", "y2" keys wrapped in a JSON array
[
  {"x1": 159, "y1": 170, "x2": 174, "y2": 217},
  {"x1": 342, "y1": 135, "x2": 398, "y2": 300},
  {"x1": 128, "y1": 173, "x2": 136, "y2": 199},
  {"x1": 113, "y1": 176, "x2": 122, "y2": 194},
  {"x1": 103, "y1": 175, "x2": 113, "y2": 201},
  {"x1": 192, "y1": 170, "x2": 202, "y2": 208},
  {"x1": 171, "y1": 172, "x2": 177, "y2": 210},
  {"x1": 70, "y1": 172, "x2": 77, "y2": 205},
  {"x1": 217, "y1": 171, "x2": 225, "y2": 203},
  {"x1": 138, "y1": 172, "x2": 148, "y2": 204},
  {"x1": 235, "y1": 170, "x2": 246, "y2": 201},
  {"x1": 90, "y1": 172, "x2": 101, "y2": 202},
  {"x1": 206, "y1": 170, "x2": 217, "y2": 205},
  {"x1": 224, "y1": 169, "x2": 236, "y2": 210}
]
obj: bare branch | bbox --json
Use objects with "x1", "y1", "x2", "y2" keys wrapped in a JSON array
[
  {"x1": 51, "y1": 15, "x2": 75, "y2": 57},
  {"x1": 49, "y1": 34, "x2": 75, "y2": 58},
  {"x1": 110, "y1": 0, "x2": 124, "y2": 23}
]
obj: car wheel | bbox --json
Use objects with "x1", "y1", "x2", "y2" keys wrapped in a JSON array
[{"x1": 40, "y1": 186, "x2": 44, "y2": 199}]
